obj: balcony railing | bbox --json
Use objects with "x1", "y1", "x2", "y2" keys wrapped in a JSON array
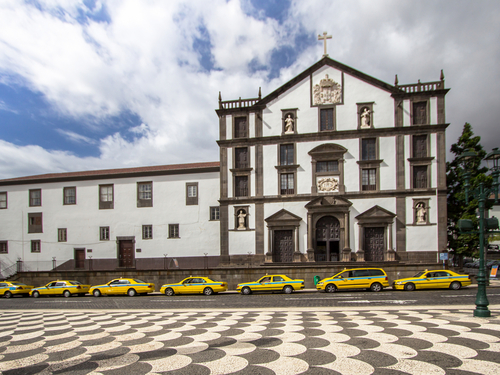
[{"x1": 397, "y1": 80, "x2": 444, "y2": 93}]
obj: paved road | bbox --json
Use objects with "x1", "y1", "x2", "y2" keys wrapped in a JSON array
[
  {"x1": 1, "y1": 306, "x2": 500, "y2": 374},
  {"x1": 2, "y1": 288, "x2": 500, "y2": 310}
]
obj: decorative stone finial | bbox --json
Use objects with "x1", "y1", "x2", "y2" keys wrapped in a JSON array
[
  {"x1": 394, "y1": 74, "x2": 399, "y2": 86},
  {"x1": 258, "y1": 87, "x2": 261, "y2": 99},
  {"x1": 440, "y1": 69, "x2": 445, "y2": 81}
]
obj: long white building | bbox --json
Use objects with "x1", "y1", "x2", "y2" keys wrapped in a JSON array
[{"x1": 0, "y1": 56, "x2": 449, "y2": 273}]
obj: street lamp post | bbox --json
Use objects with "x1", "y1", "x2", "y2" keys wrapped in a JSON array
[{"x1": 458, "y1": 148, "x2": 500, "y2": 318}]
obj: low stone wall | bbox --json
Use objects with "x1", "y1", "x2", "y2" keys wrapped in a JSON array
[{"x1": 13, "y1": 262, "x2": 452, "y2": 291}]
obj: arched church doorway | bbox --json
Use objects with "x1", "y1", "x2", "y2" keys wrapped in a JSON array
[{"x1": 315, "y1": 216, "x2": 340, "y2": 261}]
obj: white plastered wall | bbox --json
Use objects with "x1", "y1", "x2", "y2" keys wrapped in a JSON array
[{"x1": 405, "y1": 196, "x2": 438, "y2": 251}]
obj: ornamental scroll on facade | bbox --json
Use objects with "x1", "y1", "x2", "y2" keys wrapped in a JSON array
[
  {"x1": 313, "y1": 74, "x2": 342, "y2": 105},
  {"x1": 317, "y1": 177, "x2": 339, "y2": 192}
]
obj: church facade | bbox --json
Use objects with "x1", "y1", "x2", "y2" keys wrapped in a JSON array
[{"x1": 0, "y1": 57, "x2": 449, "y2": 274}]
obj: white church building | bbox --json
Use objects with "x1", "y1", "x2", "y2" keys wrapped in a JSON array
[{"x1": 0, "y1": 56, "x2": 449, "y2": 274}]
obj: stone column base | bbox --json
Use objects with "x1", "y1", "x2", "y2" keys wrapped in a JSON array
[
  {"x1": 341, "y1": 248, "x2": 352, "y2": 262},
  {"x1": 307, "y1": 248, "x2": 315, "y2": 262},
  {"x1": 293, "y1": 252, "x2": 302, "y2": 263},
  {"x1": 356, "y1": 250, "x2": 365, "y2": 262},
  {"x1": 265, "y1": 252, "x2": 273, "y2": 263},
  {"x1": 385, "y1": 249, "x2": 396, "y2": 262}
]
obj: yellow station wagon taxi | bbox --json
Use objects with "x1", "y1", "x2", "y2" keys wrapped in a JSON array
[
  {"x1": 160, "y1": 276, "x2": 228, "y2": 296},
  {"x1": 89, "y1": 278, "x2": 155, "y2": 297},
  {"x1": 0, "y1": 281, "x2": 33, "y2": 298},
  {"x1": 236, "y1": 274, "x2": 305, "y2": 295},
  {"x1": 30, "y1": 280, "x2": 91, "y2": 298},
  {"x1": 393, "y1": 269, "x2": 472, "y2": 291},
  {"x1": 316, "y1": 268, "x2": 390, "y2": 293}
]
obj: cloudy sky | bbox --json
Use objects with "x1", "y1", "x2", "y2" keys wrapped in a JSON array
[{"x1": 0, "y1": 0, "x2": 499, "y2": 179}]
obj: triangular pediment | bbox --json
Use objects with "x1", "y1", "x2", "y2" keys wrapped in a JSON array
[
  {"x1": 265, "y1": 209, "x2": 302, "y2": 224},
  {"x1": 305, "y1": 196, "x2": 352, "y2": 209},
  {"x1": 356, "y1": 205, "x2": 396, "y2": 221}
]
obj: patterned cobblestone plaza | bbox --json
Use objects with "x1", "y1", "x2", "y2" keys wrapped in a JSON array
[{"x1": 1, "y1": 306, "x2": 500, "y2": 374}]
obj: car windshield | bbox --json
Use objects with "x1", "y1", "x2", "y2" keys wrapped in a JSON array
[
  {"x1": 70, "y1": 281, "x2": 81, "y2": 285},
  {"x1": 10, "y1": 282, "x2": 26, "y2": 286},
  {"x1": 134, "y1": 279, "x2": 146, "y2": 283},
  {"x1": 413, "y1": 272, "x2": 425, "y2": 277}
]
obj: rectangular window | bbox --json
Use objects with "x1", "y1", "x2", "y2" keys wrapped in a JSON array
[
  {"x1": 413, "y1": 166, "x2": 428, "y2": 188},
  {"x1": 316, "y1": 161, "x2": 338, "y2": 172},
  {"x1": 320, "y1": 108, "x2": 334, "y2": 131},
  {"x1": 210, "y1": 206, "x2": 220, "y2": 221},
  {"x1": 280, "y1": 173, "x2": 294, "y2": 195},
  {"x1": 362, "y1": 138, "x2": 376, "y2": 160},
  {"x1": 280, "y1": 144, "x2": 294, "y2": 166},
  {"x1": 100, "y1": 226, "x2": 110, "y2": 241},
  {"x1": 29, "y1": 189, "x2": 41, "y2": 207},
  {"x1": 0, "y1": 241, "x2": 7, "y2": 254},
  {"x1": 413, "y1": 102, "x2": 427, "y2": 125},
  {"x1": 28, "y1": 213, "x2": 43, "y2": 233},
  {"x1": 31, "y1": 240, "x2": 41, "y2": 253},
  {"x1": 361, "y1": 169, "x2": 377, "y2": 191},
  {"x1": 137, "y1": 182, "x2": 153, "y2": 207},
  {"x1": 234, "y1": 117, "x2": 248, "y2": 138},
  {"x1": 413, "y1": 135, "x2": 428, "y2": 158},
  {"x1": 99, "y1": 185, "x2": 114, "y2": 209},
  {"x1": 142, "y1": 225, "x2": 153, "y2": 240},
  {"x1": 234, "y1": 176, "x2": 249, "y2": 197},
  {"x1": 169, "y1": 224, "x2": 179, "y2": 238},
  {"x1": 0, "y1": 192, "x2": 6, "y2": 209},
  {"x1": 235, "y1": 147, "x2": 249, "y2": 169},
  {"x1": 186, "y1": 182, "x2": 198, "y2": 205},
  {"x1": 63, "y1": 187, "x2": 76, "y2": 205},
  {"x1": 58, "y1": 228, "x2": 67, "y2": 242}
]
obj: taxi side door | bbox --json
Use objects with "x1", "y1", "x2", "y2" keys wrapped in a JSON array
[
  {"x1": 270, "y1": 276, "x2": 285, "y2": 291},
  {"x1": 106, "y1": 279, "x2": 122, "y2": 295},
  {"x1": 45, "y1": 281, "x2": 59, "y2": 296},
  {"x1": 336, "y1": 271, "x2": 354, "y2": 290},
  {"x1": 256, "y1": 276, "x2": 272, "y2": 292}
]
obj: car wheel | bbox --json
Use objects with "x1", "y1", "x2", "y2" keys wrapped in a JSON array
[
  {"x1": 283, "y1": 285, "x2": 293, "y2": 294},
  {"x1": 404, "y1": 283, "x2": 415, "y2": 291},
  {"x1": 203, "y1": 287, "x2": 213, "y2": 296},
  {"x1": 32, "y1": 291, "x2": 40, "y2": 298},
  {"x1": 93, "y1": 289, "x2": 101, "y2": 297},
  {"x1": 450, "y1": 281, "x2": 462, "y2": 290},
  {"x1": 165, "y1": 288, "x2": 174, "y2": 296},
  {"x1": 241, "y1": 287, "x2": 252, "y2": 295},
  {"x1": 4, "y1": 291, "x2": 12, "y2": 298},
  {"x1": 325, "y1": 284, "x2": 337, "y2": 293},
  {"x1": 370, "y1": 282, "x2": 383, "y2": 292},
  {"x1": 127, "y1": 288, "x2": 137, "y2": 297},
  {"x1": 63, "y1": 290, "x2": 71, "y2": 298}
]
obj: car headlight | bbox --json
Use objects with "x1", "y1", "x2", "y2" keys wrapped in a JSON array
[
  {"x1": 317, "y1": 282, "x2": 323, "y2": 286},
  {"x1": 396, "y1": 281, "x2": 403, "y2": 285}
]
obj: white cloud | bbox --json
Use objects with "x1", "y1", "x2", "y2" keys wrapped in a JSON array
[
  {"x1": 56, "y1": 129, "x2": 96, "y2": 144},
  {"x1": 0, "y1": 0, "x2": 500, "y2": 178}
]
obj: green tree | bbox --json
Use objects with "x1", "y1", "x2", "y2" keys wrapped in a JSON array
[{"x1": 446, "y1": 123, "x2": 491, "y2": 260}]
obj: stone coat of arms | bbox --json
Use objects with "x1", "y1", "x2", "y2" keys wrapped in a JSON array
[
  {"x1": 313, "y1": 74, "x2": 342, "y2": 105},
  {"x1": 317, "y1": 177, "x2": 339, "y2": 192}
]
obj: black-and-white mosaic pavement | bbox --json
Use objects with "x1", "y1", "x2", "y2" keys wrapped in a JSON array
[{"x1": 1, "y1": 306, "x2": 500, "y2": 375}]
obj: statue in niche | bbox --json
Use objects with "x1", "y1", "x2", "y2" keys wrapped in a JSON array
[
  {"x1": 313, "y1": 74, "x2": 342, "y2": 105},
  {"x1": 360, "y1": 107, "x2": 371, "y2": 128},
  {"x1": 237, "y1": 209, "x2": 247, "y2": 230},
  {"x1": 416, "y1": 202, "x2": 427, "y2": 224},
  {"x1": 284, "y1": 114, "x2": 294, "y2": 133}
]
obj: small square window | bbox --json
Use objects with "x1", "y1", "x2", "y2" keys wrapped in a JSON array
[
  {"x1": 0, "y1": 241, "x2": 7, "y2": 254},
  {"x1": 142, "y1": 225, "x2": 153, "y2": 239},
  {"x1": 29, "y1": 189, "x2": 41, "y2": 207},
  {"x1": 99, "y1": 185, "x2": 114, "y2": 209},
  {"x1": 100, "y1": 226, "x2": 110, "y2": 241},
  {"x1": 31, "y1": 240, "x2": 41, "y2": 253},
  {"x1": 0, "y1": 192, "x2": 7, "y2": 209},
  {"x1": 58, "y1": 228, "x2": 67, "y2": 242},
  {"x1": 63, "y1": 187, "x2": 76, "y2": 205},
  {"x1": 169, "y1": 224, "x2": 179, "y2": 238},
  {"x1": 186, "y1": 183, "x2": 198, "y2": 205},
  {"x1": 210, "y1": 207, "x2": 220, "y2": 221}
]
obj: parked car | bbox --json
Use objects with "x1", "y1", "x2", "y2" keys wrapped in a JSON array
[
  {"x1": 30, "y1": 280, "x2": 90, "y2": 298},
  {"x1": 0, "y1": 281, "x2": 33, "y2": 298},
  {"x1": 464, "y1": 260, "x2": 480, "y2": 268},
  {"x1": 392, "y1": 270, "x2": 472, "y2": 291},
  {"x1": 316, "y1": 268, "x2": 389, "y2": 293},
  {"x1": 160, "y1": 277, "x2": 228, "y2": 296},
  {"x1": 89, "y1": 278, "x2": 155, "y2": 297},
  {"x1": 236, "y1": 274, "x2": 304, "y2": 295}
]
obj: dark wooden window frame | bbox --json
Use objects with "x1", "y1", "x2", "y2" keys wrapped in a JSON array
[
  {"x1": 168, "y1": 224, "x2": 180, "y2": 238},
  {"x1": 233, "y1": 115, "x2": 249, "y2": 139},
  {"x1": 31, "y1": 240, "x2": 41, "y2": 253},
  {"x1": 186, "y1": 182, "x2": 198, "y2": 205},
  {"x1": 0, "y1": 192, "x2": 7, "y2": 209},
  {"x1": 58, "y1": 228, "x2": 67, "y2": 242},
  {"x1": 137, "y1": 181, "x2": 153, "y2": 208},
  {"x1": 411, "y1": 134, "x2": 430, "y2": 158},
  {"x1": 28, "y1": 212, "x2": 43, "y2": 233},
  {"x1": 318, "y1": 106, "x2": 336, "y2": 132},
  {"x1": 142, "y1": 225, "x2": 153, "y2": 240},
  {"x1": 210, "y1": 206, "x2": 220, "y2": 221},
  {"x1": 0, "y1": 241, "x2": 7, "y2": 254},
  {"x1": 234, "y1": 147, "x2": 250, "y2": 169},
  {"x1": 359, "y1": 166, "x2": 379, "y2": 191},
  {"x1": 63, "y1": 186, "x2": 76, "y2": 205},
  {"x1": 233, "y1": 174, "x2": 250, "y2": 197},
  {"x1": 411, "y1": 164, "x2": 431, "y2": 189},
  {"x1": 99, "y1": 184, "x2": 114, "y2": 209},
  {"x1": 411, "y1": 99, "x2": 430, "y2": 125},
  {"x1": 29, "y1": 189, "x2": 41, "y2": 207},
  {"x1": 360, "y1": 137, "x2": 378, "y2": 161},
  {"x1": 100, "y1": 226, "x2": 110, "y2": 241}
]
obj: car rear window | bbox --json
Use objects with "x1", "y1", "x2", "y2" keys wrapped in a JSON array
[
  {"x1": 133, "y1": 279, "x2": 146, "y2": 283},
  {"x1": 70, "y1": 281, "x2": 81, "y2": 285}
]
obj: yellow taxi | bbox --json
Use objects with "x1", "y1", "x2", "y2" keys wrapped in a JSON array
[
  {"x1": 393, "y1": 269, "x2": 472, "y2": 291},
  {"x1": 30, "y1": 280, "x2": 91, "y2": 298},
  {"x1": 316, "y1": 268, "x2": 389, "y2": 293},
  {"x1": 236, "y1": 274, "x2": 305, "y2": 295},
  {"x1": 160, "y1": 276, "x2": 228, "y2": 296},
  {"x1": 0, "y1": 281, "x2": 33, "y2": 298},
  {"x1": 89, "y1": 278, "x2": 155, "y2": 297}
]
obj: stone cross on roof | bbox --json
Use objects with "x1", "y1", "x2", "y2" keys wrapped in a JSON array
[{"x1": 318, "y1": 31, "x2": 332, "y2": 57}]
